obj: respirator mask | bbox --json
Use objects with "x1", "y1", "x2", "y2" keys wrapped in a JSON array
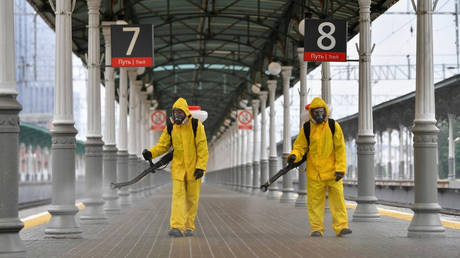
[
  {"x1": 311, "y1": 107, "x2": 326, "y2": 123},
  {"x1": 172, "y1": 108, "x2": 186, "y2": 125}
]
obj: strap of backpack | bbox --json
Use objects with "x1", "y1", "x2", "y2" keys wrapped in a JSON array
[
  {"x1": 167, "y1": 118, "x2": 173, "y2": 136},
  {"x1": 192, "y1": 118, "x2": 198, "y2": 138},
  {"x1": 303, "y1": 121, "x2": 311, "y2": 146},
  {"x1": 328, "y1": 118, "x2": 336, "y2": 136}
]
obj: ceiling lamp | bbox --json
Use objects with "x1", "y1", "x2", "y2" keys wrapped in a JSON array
[
  {"x1": 251, "y1": 83, "x2": 261, "y2": 94},
  {"x1": 268, "y1": 62, "x2": 281, "y2": 76},
  {"x1": 298, "y1": 19, "x2": 305, "y2": 36}
]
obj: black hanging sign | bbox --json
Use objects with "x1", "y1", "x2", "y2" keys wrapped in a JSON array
[
  {"x1": 111, "y1": 24, "x2": 154, "y2": 67},
  {"x1": 304, "y1": 19, "x2": 347, "y2": 62}
]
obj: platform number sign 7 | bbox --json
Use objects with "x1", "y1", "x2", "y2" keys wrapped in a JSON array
[
  {"x1": 304, "y1": 19, "x2": 347, "y2": 62},
  {"x1": 122, "y1": 27, "x2": 140, "y2": 55},
  {"x1": 111, "y1": 24, "x2": 154, "y2": 67}
]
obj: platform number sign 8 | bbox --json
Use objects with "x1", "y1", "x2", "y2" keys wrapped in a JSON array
[
  {"x1": 111, "y1": 24, "x2": 154, "y2": 67},
  {"x1": 304, "y1": 19, "x2": 347, "y2": 62},
  {"x1": 317, "y1": 22, "x2": 336, "y2": 50}
]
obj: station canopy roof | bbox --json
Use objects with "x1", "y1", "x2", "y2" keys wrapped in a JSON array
[{"x1": 27, "y1": 0, "x2": 397, "y2": 140}]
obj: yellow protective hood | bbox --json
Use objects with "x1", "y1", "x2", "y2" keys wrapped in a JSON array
[
  {"x1": 308, "y1": 97, "x2": 329, "y2": 122},
  {"x1": 172, "y1": 97, "x2": 192, "y2": 118}
]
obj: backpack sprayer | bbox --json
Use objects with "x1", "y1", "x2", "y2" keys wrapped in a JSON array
[{"x1": 111, "y1": 151, "x2": 173, "y2": 189}]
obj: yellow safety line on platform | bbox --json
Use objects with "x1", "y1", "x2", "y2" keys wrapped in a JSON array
[
  {"x1": 22, "y1": 203, "x2": 85, "y2": 230},
  {"x1": 20, "y1": 202, "x2": 460, "y2": 230},
  {"x1": 346, "y1": 203, "x2": 460, "y2": 230}
]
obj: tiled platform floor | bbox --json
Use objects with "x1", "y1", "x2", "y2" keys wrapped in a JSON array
[{"x1": 20, "y1": 184, "x2": 460, "y2": 258}]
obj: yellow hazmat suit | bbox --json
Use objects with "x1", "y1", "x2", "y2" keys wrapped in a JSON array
[
  {"x1": 148, "y1": 98, "x2": 209, "y2": 233},
  {"x1": 289, "y1": 97, "x2": 348, "y2": 235}
]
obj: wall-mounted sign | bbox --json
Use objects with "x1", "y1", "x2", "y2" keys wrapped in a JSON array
[
  {"x1": 111, "y1": 24, "x2": 154, "y2": 67},
  {"x1": 237, "y1": 109, "x2": 253, "y2": 130},
  {"x1": 304, "y1": 19, "x2": 347, "y2": 62},
  {"x1": 150, "y1": 110, "x2": 166, "y2": 130}
]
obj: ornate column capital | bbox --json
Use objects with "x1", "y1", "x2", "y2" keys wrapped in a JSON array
[
  {"x1": 87, "y1": 0, "x2": 101, "y2": 10},
  {"x1": 258, "y1": 91, "x2": 268, "y2": 103},
  {"x1": 297, "y1": 47, "x2": 304, "y2": 60},
  {"x1": 128, "y1": 69, "x2": 137, "y2": 80},
  {"x1": 358, "y1": 0, "x2": 371, "y2": 9},
  {"x1": 135, "y1": 80, "x2": 143, "y2": 90},
  {"x1": 281, "y1": 66, "x2": 293, "y2": 85},
  {"x1": 281, "y1": 66, "x2": 293, "y2": 74},
  {"x1": 252, "y1": 99, "x2": 260, "y2": 113},
  {"x1": 104, "y1": 68, "x2": 114, "y2": 81},
  {"x1": 267, "y1": 80, "x2": 277, "y2": 93},
  {"x1": 101, "y1": 21, "x2": 115, "y2": 43}
]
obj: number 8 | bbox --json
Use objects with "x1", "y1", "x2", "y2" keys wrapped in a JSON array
[{"x1": 317, "y1": 22, "x2": 336, "y2": 51}]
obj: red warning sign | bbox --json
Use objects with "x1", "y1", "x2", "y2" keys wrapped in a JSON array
[
  {"x1": 150, "y1": 110, "x2": 166, "y2": 130},
  {"x1": 237, "y1": 109, "x2": 253, "y2": 130}
]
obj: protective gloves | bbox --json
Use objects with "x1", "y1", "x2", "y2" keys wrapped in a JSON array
[
  {"x1": 194, "y1": 168, "x2": 204, "y2": 180},
  {"x1": 142, "y1": 149, "x2": 152, "y2": 161},
  {"x1": 335, "y1": 172, "x2": 345, "y2": 181},
  {"x1": 287, "y1": 154, "x2": 296, "y2": 166}
]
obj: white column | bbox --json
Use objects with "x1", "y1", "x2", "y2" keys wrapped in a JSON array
[
  {"x1": 80, "y1": 0, "x2": 107, "y2": 223},
  {"x1": 102, "y1": 23, "x2": 116, "y2": 146},
  {"x1": 128, "y1": 70, "x2": 138, "y2": 155},
  {"x1": 234, "y1": 128, "x2": 239, "y2": 189},
  {"x1": 245, "y1": 118, "x2": 253, "y2": 192},
  {"x1": 233, "y1": 125, "x2": 237, "y2": 188},
  {"x1": 239, "y1": 126, "x2": 246, "y2": 192},
  {"x1": 399, "y1": 125, "x2": 405, "y2": 179},
  {"x1": 143, "y1": 97, "x2": 150, "y2": 150},
  {"x1": 409, "y1": 130, "x2": 414, "y2": 179},
  {"x1": 118, "y1": 69, "x2": 128, "y2": 152},
  {"x1": 135, "y1": 82, "x2": 143, "y2": 194},
  {"x1": 405, "y1": 128, "x2": 411, "y2": 179},
  {"x1": 267, "y1": 80, "x2": 280, "y2": 199},
  {"x1": 252, "y1": 100, "x2": 260, "y2": 193},
  {"x1": 0, "y1": 0, "x2": 18, "y2": 95},
  {"x1": 259, "y1": 91, "x2": 268, "y2": 194},
  {"x1": 0, "y1": 0, "x2": 26, "y2": 253},
  {"x1": 378, "y1": 131, "x2": 384, "y2": 179},
  {"x1": 230, "y1": 127, "x2": 234, "y2": 187},
  {"x1": 45, "y1": 0, "x2": 82, "y2": 238},
  {"x1": 149, "y1": 107, "x2": 155, "y2": 147},
  {"x1": 135, "y1": 81, "x2": 143, "y2": 157},
  {"x1": 117, "y1": 68, "x2": 130, "y2": 206},
  {"x1": 387, "y1": 129, "x2": 392, "y2": 179},
  {"x1": 448, "y1": 114, "x2": 456, "y2": 180},
  {"x1": 280, "y1": 66, "x2": 295, "y2": 203},
  {"x1": 296, "y1": 47, "x2": 307, "y2": 207},
  {"x1": 86, "y1": 0, "x2": 102, "y2": 138},
  {"x1": 408, "y1": 0, "x2": 445, "y2": 237},
  {"x1": 101, "y1": 21, "x2": 120, "y2": 214},
  {"x1": 321, "y1": 62, "x2": 331, "y2": 105},
  {"x1": 353, "y1": 0, "x2": 380, "y2": 222},
  {"x1": 127, "y1": 70, "x2": 138, "y2": 197}
]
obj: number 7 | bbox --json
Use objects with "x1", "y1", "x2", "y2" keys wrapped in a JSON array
[{"x1": 122, "y1": 27, "x2": 140, "y2": 56}]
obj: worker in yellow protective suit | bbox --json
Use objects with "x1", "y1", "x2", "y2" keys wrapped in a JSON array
[
  {"x1": 142, "y1": 98, "x2": 209, "y2": 237},
  {"x1": 287, "y1": 97, "x2": 352, "y2": 237}
]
